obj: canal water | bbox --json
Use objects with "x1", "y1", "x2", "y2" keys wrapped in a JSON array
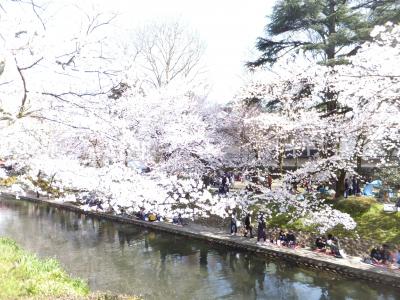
[{"x1": 0, "y1": 197, "x2": 399, "y2": 300}]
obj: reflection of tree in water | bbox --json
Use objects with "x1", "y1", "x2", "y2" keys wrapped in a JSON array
[
  {"x1": 146, "y1": 232, "x2": 198, "y2": 283},
  {"x1": 258, "y1": 260, "x2": 398, "y2": 300},
  {"x1": 199, "y1": 246, "x2": 208, "y2": 268},
  {"x1": 201, "y1": 249, "x2": 388, "y2": 300},
  {"x1": 116, "y1": 225, "x2": 146, "y2": 250},
  {"x1": 125, "y1": 233, "x2": 213, "y2": 299},
  {"x1": 147, "y1": 233, "x2": 197, "y2": 261},
  {"x1": 4, "y1": 199, "x2": 112, "y2": 249},
  {"x1": 230, "y1": 253, "x2": 268, "y2": 299},
  {"x1": 206, "y1": 247, "x2": 267, "y2": 299}
]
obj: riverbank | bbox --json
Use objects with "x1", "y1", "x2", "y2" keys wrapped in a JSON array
[
  {"x1": 0, "y1": 237, "x2": 88, "y2": 299},
  {"x1": 0, "y1": 237, "x2": 139, "y2": 299},
  {"x1": 2, "y1": 191, "x2": 400, "y2": 290}
]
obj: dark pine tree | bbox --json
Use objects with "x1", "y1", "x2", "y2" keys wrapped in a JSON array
[{"x1": 248, "y1": 0, "x2": 399, "y2": 68}]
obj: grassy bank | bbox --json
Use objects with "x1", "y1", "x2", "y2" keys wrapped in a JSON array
[
  {"x1": 345, "y1": 199, "x2": 400, "y2": 245},
  {"x1": 327, "y1": 196, "x2": 400, "y2": 245},
  {"x1": 0, "y1": 237, "x2": 139, "y2": 300}
]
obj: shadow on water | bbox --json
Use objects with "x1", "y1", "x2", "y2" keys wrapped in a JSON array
[{"x1": 0, "y1": 198, "x2": 399, "y2": 300}]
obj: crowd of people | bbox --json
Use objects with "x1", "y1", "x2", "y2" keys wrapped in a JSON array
[
  {"x1": 230, "y1": 210, "x2": 298, "y2": 249},
  {"x1": 230, "y1": 210, "x2": 400, "y2": 270},
  {"x1": 135, "y1": 207, "x2": 162, "y2": 222},
  {"x1": 314, "y1": 234, "x2": 344, "y2": 258},
  {"x1": 134, "y1": 207, "x2": 185, "y2": 226},
  {"x1": 202, "y1": 171, "x2": 274, "y2": 196},
  {"x1": 344, "y1": 176, "x2": 362, "y2": 198},
  {"x1": 363, "y1": 244, "x2": 400, "y2": 268}
]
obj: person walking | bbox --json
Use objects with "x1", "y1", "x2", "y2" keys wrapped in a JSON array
[
  {"x1": 355, "y1": 179, "x2": 361, "y2": 195},
  {"x1": 344, "y1": 178, "x2": 350, "y2": 198},
  {"x1": 222, "y1": 175, "x2": 227, "y2": 187},
  {"x1": 244, "y1": 212, "x2": 253, "y2": 238},
  {"x1": 230, "y1": 209, "x2": 237, "y2": 236},
  {"x1": 257, "y1": 213, "x2": 267, "y2": 243},
  {"x1": 350, "y1": 176, "x2": 356, "y2": 196},
  {"x1": 267, "y1": 175, "x2": 272, "y2": 190}
]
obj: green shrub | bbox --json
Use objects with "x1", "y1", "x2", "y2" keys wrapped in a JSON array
[
  {"x1": 0, "y1": 237, "x2": 89, "y2": 299},
  {"x1": 28, "y1": 176, "x2": 64, "y2": 198},
  {"x1": 333, "y1": 196, "x2": 376, "y2": 218},
  {"x1": 0, "y1": 176, "x2": 17, "y2": 187}
]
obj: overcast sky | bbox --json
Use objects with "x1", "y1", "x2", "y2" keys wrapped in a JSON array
[{"x1": 100, "y1": 0, "x2": 275, "y2": 102}]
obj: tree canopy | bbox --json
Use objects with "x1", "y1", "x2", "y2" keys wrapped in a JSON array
[{"x1": 248, "y1": 0, "x2": 400, "y2": 67}]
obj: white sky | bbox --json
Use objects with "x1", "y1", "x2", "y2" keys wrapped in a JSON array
[{"x1": 100, "y1": 0, "x2": 275, "y2": 102}]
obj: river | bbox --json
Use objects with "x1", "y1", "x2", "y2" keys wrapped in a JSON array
[{"x1": 0, "y1": 197, "x2": 399, "y2": 300}]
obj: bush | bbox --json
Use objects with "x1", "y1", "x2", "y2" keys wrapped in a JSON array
[
  {"x1": 333, "y1": 196, "x2": 376, "y2": 218},
  {"x1": 0, "y1": 176, "x2": 17, "y2": 187},
  {"x1": 28, "y1": 176, "x2": 64, "y2": 197}
]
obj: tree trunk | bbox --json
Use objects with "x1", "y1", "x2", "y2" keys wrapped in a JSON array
[
  {"x1": 278, "y1": 145, "x2": 284, "y2": 175},
  {"x1": 326, "y1": 0, "x2": 337, "y2": 61},
  {"x1": 356, "y1": 156, "x2": 362, "y2": 174},
  {"x1": 335, "y1": 169, "x2": 346, "y2": 199},
  {"x1": 124, "y1": 149, "x2": 129, "y2": 167}
]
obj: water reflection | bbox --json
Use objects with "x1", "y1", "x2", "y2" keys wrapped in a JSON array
[{"x1": 0, "y1": 198, "x2": 399, "y2": 300}]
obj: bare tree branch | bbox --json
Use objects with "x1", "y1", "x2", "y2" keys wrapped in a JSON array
[
  {"x1": 31, "y1": 115, "x2": 92, "y2": 130},
  {"x1": 29, "y1": 0, "x2": 46, "y2": 30},
  {"x1": 14, "y1": 57, "x2": 43, "y2": 118},
  {"x1": 134, "y1": 20, "x2": 206, "y2": 88},
  {"x1": 86, "y1": 12, "x2": 117, "y2": 35},
  {"x1": 15, "y1": 60, "x2": 28, "y2": 118},
  {"x1": 19, "y1": 57, "x2": 43, "y2": 70}
]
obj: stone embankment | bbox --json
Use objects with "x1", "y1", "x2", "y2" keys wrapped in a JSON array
[{"x1": 2, "y1": 191, "x2": 400, "y2": 289}]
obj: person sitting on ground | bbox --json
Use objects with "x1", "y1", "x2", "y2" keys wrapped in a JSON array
[
  {"x1": 315, "y1": 236, "x2": 326, "y2": 250},
  {"x1": 243, "y1": 212, "x2": 254, "y2": 238},
  {"x1": 326, "y1": 234, "x2": 341, "y2": 257},
  {"x1": 286, "y1": 231, "x2": 296, "y2": 248},
  {"x1": 172, "y1": 213, "x2": 184, "y2": 226},
  {"x1": 269, "y1": 230, "x2": 278, "y2": 244},
  {"x1": 381, "y1": 244, "x2": 394, "y2": 265},
  {"x1": 148, "y1": 212, "x2": 157, "y2": 222},
  {"x1": 370, "y1": 246, "x2": 384, "y2": 264},
  {"x1": 257, "y1": 213, "x2": 267, "y2": 243},
  {"x1": 278, "y1": 231, "x2": 287, "y2": 246},
  {"x1": 136, "y1": 207, "x2": 146, "y2": 220},
  {"x1": 396, "y1": 249, "x2": 400, "y2": 267},
  {"x1": 389, "y1": 248, "x2": 398, "y2": 268}
]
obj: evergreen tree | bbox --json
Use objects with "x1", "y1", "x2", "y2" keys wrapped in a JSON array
[
  {"x1": 248, "y1": 0, "x2": 399, "y2": 67},
  {"x1": 359, "y1": 0, "x2": 400, "y2": 26}
]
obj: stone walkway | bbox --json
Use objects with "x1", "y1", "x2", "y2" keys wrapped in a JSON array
[{"x1": 1, "y1": 191, "x2": 400, "y2": 288}]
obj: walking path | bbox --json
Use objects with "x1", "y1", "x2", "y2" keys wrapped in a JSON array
[{"x1": 1, "y1": 191, "x2": 400, "y2": 288}]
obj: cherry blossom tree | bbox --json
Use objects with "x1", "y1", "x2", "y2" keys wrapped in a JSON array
[
  {"x1": 1, "y1": 0, "x2": 398, "y2": 234},
  {"x1": 236, "y1": 22, "x2": 400, "y2": 200},
  {"x1": 0, "y1": 0, "x2": 220, "y2": 197}
]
